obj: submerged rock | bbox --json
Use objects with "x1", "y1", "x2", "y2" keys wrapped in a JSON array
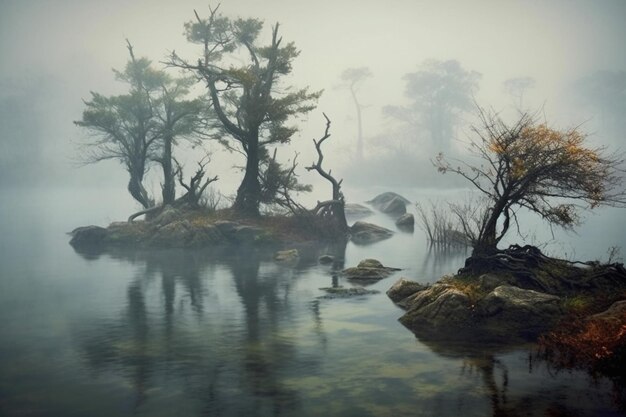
[
  {"x1": 274, "y1": 249, "x2": 299, "y2": 262},
  {"x1": 318, "y1": 286, "x2": 380, "y2": 299},
  {"x1": 350, "y1": 221, "x2": 394, "y2": 245}
]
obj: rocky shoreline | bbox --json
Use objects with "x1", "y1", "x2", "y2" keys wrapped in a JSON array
[{"x1": 385, "y1": 246, "x2": 626, "y2": 348}]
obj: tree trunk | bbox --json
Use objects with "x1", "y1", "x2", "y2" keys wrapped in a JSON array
[
  {"x1": 161, "y1": 134, "x2": 175, "y2": 205},
  {"x1": 128, "y1": 172, "x2": 152, "y2": 209},
  {"x1": 233, "y1": 133, "x2": 261, "y2": 217},
  {"x1": 472, "y1": 201, "x2": 505, "y2": 257}
]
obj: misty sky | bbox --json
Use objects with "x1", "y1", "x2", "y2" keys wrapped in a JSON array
[{"x1": 1, "y1": 0, "x2": 625, "y2": 195}]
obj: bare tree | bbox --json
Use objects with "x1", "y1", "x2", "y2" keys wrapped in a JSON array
[
  {"x1": 306, "y1": 114, "x2": 348, "y2": 233},
  {"x1": 435, "y1": 107, "x2": 626, "y2": 257}
]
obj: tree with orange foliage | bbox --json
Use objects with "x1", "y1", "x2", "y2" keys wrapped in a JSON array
[{"x1": 435, "y1": 108, "x2": 626, "y2": 257}]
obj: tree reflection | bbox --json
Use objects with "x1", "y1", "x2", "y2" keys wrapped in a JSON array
[
  {"x1": 415, "y1": 333, "x2": 620, "y2": 417},
  {"x1": 73, "y1": 244, "x2": 335, "y2": 416}
]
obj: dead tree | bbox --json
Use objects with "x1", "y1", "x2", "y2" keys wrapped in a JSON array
[
  {"x1": 306, "y1": 114, "x2": 348, "y2": 233},
  {"x1": 259, "y1": 148, "x2": 310, "y2": 214},
  {"x1": 175, "y1": 156, "x2": 219, "y2": 208},
  {"x1": 127, "y1": 155, "x2": 218, "y2": 222}
]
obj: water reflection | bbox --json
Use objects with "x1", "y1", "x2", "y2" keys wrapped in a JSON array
[
  {"x1": 74, "y1": 243, "x2": 347, "y2": 416},
  {"x1": 416, "y1": 333, "x2": 622, "y2": 417},
  {"x1": 419, "y1": 245, "x2": 469, "y2": 279}
]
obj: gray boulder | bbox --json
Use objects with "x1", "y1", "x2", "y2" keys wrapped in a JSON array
[
  {"x1": 344, "y1": 203, "x2": 374, "y2": 218},
  {"x1": 476, "y1": 285, "x2": 562, "y2": 337},
  {"x1": 350, "y1": 221, "x2": 394, "y2": 245},
  {"x1": 386, "y1": 278, "x2": 426, "y2": 303},
  {"x1": 399, "y1": 283, "x2": 472, "y2": 328},
  {"x1": 380, "y1": 197, "x2": 407, "y2": 216},
  {"x1": 395, "y1": 213, "x2": 415, "y2": 229},
  {"x1": 395, "y1": 281, "x2": 562, "y2": 340},
  {"x1": 342, "y1": 258, "x2": 401, "y2": 284},
  {"x1": 369, "y1": 192, "x2": 410, "y2": 208}
]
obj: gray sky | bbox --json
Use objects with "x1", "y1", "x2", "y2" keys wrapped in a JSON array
[{"x1": 1, "y1": 0, "x2": 625, "y2": 195}]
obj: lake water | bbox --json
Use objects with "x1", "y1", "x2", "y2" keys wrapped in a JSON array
[{"x1": 0, "y1": 186, "x2": 624, "y2": 416}]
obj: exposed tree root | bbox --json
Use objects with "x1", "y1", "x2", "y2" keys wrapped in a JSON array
[{"x1": 459, "y1": 244, "x2": 626, "y2": 295}]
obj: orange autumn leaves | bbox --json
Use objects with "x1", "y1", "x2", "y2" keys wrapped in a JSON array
[{"x1": 487, "y1": 123, "x2": 605, "y2": 206}]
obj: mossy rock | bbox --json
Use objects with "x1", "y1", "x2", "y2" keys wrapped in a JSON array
[{"x1": 358, "y1": 259, "x2": 384, "y2": 268}]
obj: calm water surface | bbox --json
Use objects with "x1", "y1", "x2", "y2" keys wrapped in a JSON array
[{"x1": 0, "y1": 187, "x2": 624, "y2": 416}]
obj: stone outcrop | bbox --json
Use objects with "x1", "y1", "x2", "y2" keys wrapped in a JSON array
[
  {"x1": 387, "y1": 276, "x2": 564, "y2": 340},
  {"x1": 386, "y1": 278, "x2": 426, "y2": 303},
  {"x1": 70, "y1": 214, "x2": 270, "y2": 250}
]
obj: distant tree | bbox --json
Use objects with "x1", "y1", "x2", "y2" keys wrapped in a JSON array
[
  {"x1": 76, "y1": 42, "x2": 204, "y2": 208},
  {"x1": 435, "y1": 108, "x2": 626, "y2": 257},
  {"x1": 574, "y1": 70, "x2": 626, "y2": 139},
  {"x1": 503, "y1": 76, "x2": 535, "y2": 109},
  {"x1": 169, "y1": 6, "x2": 321, "y2": 217},
  {"x1": 339, "y1": 67, "x2": 372, "y2": 161},
  {"x1": 385, "y1": 59, "x2": 481, "y2": 153}
]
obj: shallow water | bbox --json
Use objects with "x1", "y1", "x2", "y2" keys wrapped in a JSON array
[{"x1": 0, "y1": 186, "x2": 624, "y2": 416}]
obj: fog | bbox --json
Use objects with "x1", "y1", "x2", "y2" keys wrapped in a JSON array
[{"x1": 1, "y1": 0, "x2": 625, "y2": 207}]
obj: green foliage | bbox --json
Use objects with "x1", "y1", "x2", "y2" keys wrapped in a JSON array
[
  {"x1": 76, "y1": 42, "x2": 206, "y2": 207},
  {"x1": 171, "y1": 6, "x2": 321, "y2": 215}
]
